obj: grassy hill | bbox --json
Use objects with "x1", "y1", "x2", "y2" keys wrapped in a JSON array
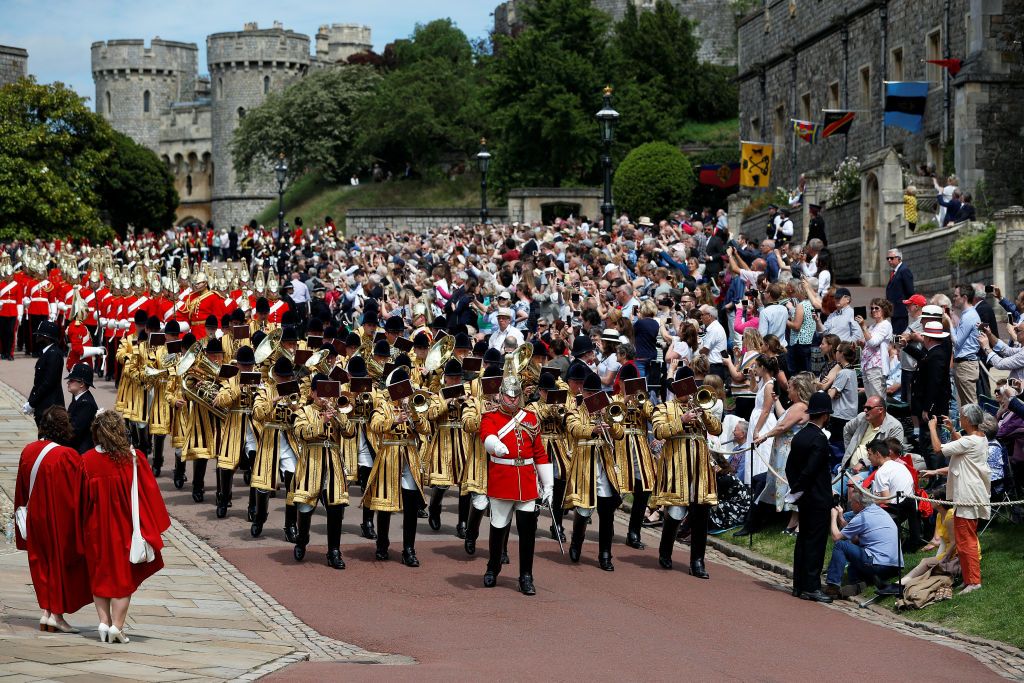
[{"x1": 254, "y1": 173, "x2": 483, "y2": 229}]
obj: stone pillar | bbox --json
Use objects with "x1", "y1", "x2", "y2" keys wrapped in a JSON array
[
  {"x1": 992, "y1": 206, "x2": 1024, "y2": 296},
  {"x1": 727, "y1": 192, "x2": 751, "y2": 236}
]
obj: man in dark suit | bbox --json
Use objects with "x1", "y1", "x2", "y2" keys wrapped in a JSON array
[
  {"x1": 904, "y1": 320, "x2": 953, "y2": 468},
  {"x1": 26, "y1": 321, "x2": 64, "y2": 426},
  {"x1": 66, "y1": 363, "x2": 98, "y2": 453},
  {"x1": 885, "y1": 248, "x2": 914, "y2": 334},
  {"x1": 786, "y1": 391, "x2": 834, "y2": 603}
]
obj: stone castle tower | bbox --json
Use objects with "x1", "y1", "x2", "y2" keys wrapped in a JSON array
[{"x1": 92, "y1": 21, "x2": 372, "y2": 228}]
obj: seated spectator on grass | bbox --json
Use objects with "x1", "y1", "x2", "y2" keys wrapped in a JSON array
[
  {"x1": 825, "y1": 486, "x2": 903, "y2": 598},
  {"x1": 841, "y1": 396, "x2": 907, "y2": 473}
]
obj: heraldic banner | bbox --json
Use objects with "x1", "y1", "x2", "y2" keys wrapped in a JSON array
[{"x1": 740, "y1": 141, "x2": 773, "y2": 188}]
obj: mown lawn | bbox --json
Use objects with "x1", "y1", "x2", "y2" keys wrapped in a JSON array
[
  {"x1": 254, "y1": 173, "x2": 482, "y2": 230},
  {"x1": 716, "y1": 518, "x2": 1024, "y2": 648}
]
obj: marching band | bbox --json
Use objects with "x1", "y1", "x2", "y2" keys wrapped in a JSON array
[{"x1": 10, "y1": 244, "x2": 724, "y2": 594}]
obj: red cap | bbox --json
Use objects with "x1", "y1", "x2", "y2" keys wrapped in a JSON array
[{"x1": 903, "y1": 294, "x2": 927, "y2": 306}]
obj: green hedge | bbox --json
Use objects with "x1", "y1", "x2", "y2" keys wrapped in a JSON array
[{"x1": 612, "y1": 141, "x2": 695, "y2": 220}]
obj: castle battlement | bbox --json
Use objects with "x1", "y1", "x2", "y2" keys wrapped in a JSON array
[
  {"x1": 90, "y1": 38, "x2": 198, "y2": 76},
  {"x1": 207, "y1": 26, "x2": 311, "y2": 70}
]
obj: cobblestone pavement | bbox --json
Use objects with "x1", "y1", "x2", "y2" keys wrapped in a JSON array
[{"x1": 0, "y1": 371, "x2": 405, "y2": 683}]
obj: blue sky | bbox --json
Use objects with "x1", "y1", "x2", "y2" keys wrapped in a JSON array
[{"x1": 0, "y1": 0, "x2": 493, "y2": 102}]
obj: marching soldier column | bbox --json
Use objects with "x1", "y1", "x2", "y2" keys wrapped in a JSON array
[{"x1": 14, "y1": 242, "x2": 730, "y2": 585}]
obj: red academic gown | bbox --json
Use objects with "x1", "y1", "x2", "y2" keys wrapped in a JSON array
[
  {"x1": 80, "y1": 448, "x2": 170, "y2": 598},
  {"x1": 14, "y1": 440, "x2": 92, "y2": 614},
  {"x1": 479, "y1": 409, "x2": 546, "y2": 501}
]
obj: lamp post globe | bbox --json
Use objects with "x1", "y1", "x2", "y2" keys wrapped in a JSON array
[
  {"x1": 595, "y1": 86, "x2": 619, "y2": 233},
  {"x1": 476, "y1": 138, "x2": 492, "y2": 225},
  {"x1": 274, "y1": 155, "x2": 288, "y2": 232}
]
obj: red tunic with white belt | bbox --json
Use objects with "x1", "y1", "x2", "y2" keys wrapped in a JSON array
[
  {"x1": 66, "y1": 320, "x2": 92, "y2": 370},
  {"x1": 479, "y1": 409, "x2": 547, "y2": 502}
]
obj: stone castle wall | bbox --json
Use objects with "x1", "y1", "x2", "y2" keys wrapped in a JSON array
[
  {"x1": 0, "y1": 45, "x2": 28, "y2": 87},
  {"x1": 737, "y1": 0, "x2": 968, "y2": 193},
  {"x1": 91, "y1": 39, "x2": 199, "y2": 150}
]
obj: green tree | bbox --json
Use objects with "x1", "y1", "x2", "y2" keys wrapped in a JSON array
[
  {"x1": 612, "y1": 142, "x2": 696, "y2": 220},
  {"x1": 485, "y1": 0, "x2": 611, "y2": 189},
  {"x1": 356, "y1": 19, "x2": 485, "y2": 172},
  {"x1": 0, "y1": 78, "x2": 114, "y2": 240},
  {"x1": 231, "y1": 66, "x2": 380, "y2": 186},
  {"x1": 98, "y1": 130, "x2": 178, "y2": 234}
]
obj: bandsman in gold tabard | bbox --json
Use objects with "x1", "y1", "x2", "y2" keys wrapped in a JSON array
[
  {"x1": 461, "y1": 365, "x2": 501, "y2": 555},
  {"x1": 526, "y1": 369, "x2": 573, "y2": 543},
  {"x1": 610, "y1": 365, "x2": 657, "y2": 550},
  {"x1": 144, "y1": 318, "x2": 174, "y2": 477},
  {"x1": 343, "y1": 357, "x2": 379, "y2": 540},
  {"x1": 365, "y1": 367, "x2": 429, "y2": 567},
  {"x1": 182, "y1": 336, "x2": 224, "y2": 503},
  {"x1": 212, "y1": 345, "x2": 258, "y2": 520},
  {"x1": 249, "y1": 356, "x2": 303, "y2": 540},
  {"x1": 291, "y1": 374, "x2": 351, "y2": 570},
  {"x1": 114, "y1": 310, "x2": 148, "y2": 447},
  {"x1": 563, "y1": 372, "x2": 624, "y2": 571},
  {"x1": 422, "y1": 359, "x2": 472, "y2": 536},
  {"x1": 651, "y1": 367, "x2": 722, "y2": 578}
]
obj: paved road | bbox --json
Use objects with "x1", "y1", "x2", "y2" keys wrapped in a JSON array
[{"x1": 2, "y1": 354, "x2": 1004, "y2": 681}]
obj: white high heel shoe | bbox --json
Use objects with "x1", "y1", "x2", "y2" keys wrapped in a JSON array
[
  {"x1": 45, "y1": 615, "x2": 80, "y2": 634},
  {"x1": 107, "y1": 625, "x2": 130, "y2": 644},
  {"x1": 98, "y1": 624, "x2": 109, "y2": 643}
]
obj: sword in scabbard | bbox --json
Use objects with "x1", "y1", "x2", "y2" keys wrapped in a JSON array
[{"x1": 545, "y1": 502, "x2": 565, "y2": 555}]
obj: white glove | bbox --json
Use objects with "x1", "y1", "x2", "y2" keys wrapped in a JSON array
[
  {"x1": 21, "y1": 296, "x2": 29, "y2": 307},
  {"x1": 57, "y1": 302, "x2": 69, "y2": 312},
  {"x1": 106, "y1": 319, "x2": 116, "y2": 330},
  {"x1": 494, "y1": 441, "x2": 510, "y2": 457},
  {"x1": 16, "y1": 304, "x2": 23, "y2": 319},
  {"x1": 21, "y1": 402, "x2": 33, "y2": 416},
  {"x1": 537, "y1": 463, "x2": 554, "y2": 504},
  {"x1": 484, "y1": 434, "x2": 500, "y2": 455},
  {"x1": 82, "y1": 346, "x2": 105, "y2": 358},
  {"x1": 215, "y1": 329, "x2": 224, "y2": 339},
  {"x1": 118, "y1": 320, "x2": 129, "y2": 330},
  {"x1": 179, "y1": 321, "x2": 190, "y2": 332},
  {"x1": 98, "y1": 316, "x2": 106, "y2": 328},
  {"x1": 48, "y1": 314, "x2": 56, "y2": 322}
]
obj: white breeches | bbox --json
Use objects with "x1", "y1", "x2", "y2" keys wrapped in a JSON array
[{"x1": 489, "y1": 498, "x2": 536, "y2": 527}]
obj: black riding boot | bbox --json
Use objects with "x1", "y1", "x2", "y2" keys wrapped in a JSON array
[
  {"x1": 375, "y1": 511, "x2": 392, "y2": 560},
  {"x1": 465, "y1": 504, "x2": 485, "y2": 554},
  {"x1": 247, "y1": 486, "x2": 257, "y2": 522},
  {"x1": 484, "y1": 523, "x2": 509, "y2": 587},
  {"x1": 550, "y1": 478, "x2": 567, "y2": 541},
  {"x1": 294, "y1": 509, "x2": 313, "y2": 561},
  {"x1": 502, "y1": 522, "x2": 511, "y2": 564},
  {"x1": 689, "y1": 504, "x2": 710, "y2": 579},
  {"x1": 216, "y1": 468, "x2": 233, "y2": 518},
  {"x1": 282, "y1": 471, "x2": 297, "y2": 543},
  {"x1": 242, "y1": 450, "x2": 255, "y2": 485},
  {"x1": 456, "y1": 494, "x2": 470, "y2": 539},
  {"x1": 597, "y1": 496, "x2": 617, "y2": 571},
  {"x1": 427, "y1": 487, "x2": 445, "y2": 531},
  {"x1": 568, "y1": 512, "x2": 588, "y2": 563},
  {"x1": 659, "y1": 515, "x2": 683, "y2": 569},
  {"x1": 401, "y1": 488, "x2": 420, "y2": 567},
  {"x1": 515, "y1": 510, "x2": 538, "y2": 596},
  {"x1": 173, "y1": 450, "x2": 187, "y2": 489},
  {"x1": 627, "y1": 483, "x2": 651, "y2": 549},
  {"x1": 191, "y1": 459, "x2": 209, "y2": 503},
  {"x1": 152, "y1": 435, "x2": 166, "y2": 477},
  {"x1": 326, "y1": 505, "x2": 346, "y2": 569},
  {"x1": 251, "y1": 491, "x2": 269, "y2": 537}
]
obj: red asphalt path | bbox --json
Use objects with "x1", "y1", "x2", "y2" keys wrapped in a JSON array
[{"x1": 1, "y1": 355, "x2": 999, "y2": 682}]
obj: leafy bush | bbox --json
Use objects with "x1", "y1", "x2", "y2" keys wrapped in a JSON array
[
  {"x1": 825, "y1": 156, "x2": 861, "y2": 208},
  {"x1": 948, "y1": 224, "x2": 996, "y2": 267},
  {"x1": 741, "y1": 188, "x2": 789, "y2": 217},
  {"x1": 612, "y1": 142, "x2": 695, "y2": 220}
]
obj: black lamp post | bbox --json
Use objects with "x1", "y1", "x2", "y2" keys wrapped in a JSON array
[
  {"x1": 476, "y1": 138, "x2": 491, "y2": 225},
  {"x1": 274, "y1": 154, "x2": 288, "y2": 232},
  {"x1": 595, "y1": 86, "x2": 619, "y2": 233}
]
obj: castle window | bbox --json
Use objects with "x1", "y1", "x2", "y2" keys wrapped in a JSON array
[
  {"x1": 889, "y1": 47, "x2": 904, "y2": 81},
  {"x1": 772, "y1": 104, "x2": 785, "y2": 154},
  {"x1": 859, "y1": 65, "x2": 872, "y2": 121},
  {"x1": 143, "y1": 90, "x2": 151, "y2": 113},
  {"x1": 800, "y1": 92, "x2": 811, "y2": 120},
  {"x1": 217, "y1": 77, "x2": 223, "y2": 99},
  {"x1": 105, "y1": 91, "x2": 112, "y2": 114},
  {"x1": 263, "y1": 75, "x2": 270, "y2": 94},
  {"x1": 749, "y1": 116, "x2": 761, "y2": 140},
  {"x1": 238, "y1": 106, "x2": 246, "y2": 120},
  {"x1": 827, "y1": 81, "x2": 840, "y2": 110},
  {"x1": 186, "y1": 174, "x2": 193, "y2": 197},
  {"x1": 926, "y1": 28, "x2": 942, "y2": 85}
]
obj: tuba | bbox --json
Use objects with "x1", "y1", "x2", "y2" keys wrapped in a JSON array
[
  {"x1": 502, "y1": 342, "x2": 533, "y2": 379},
  {"x1": 254, "y1": 327, "x2": 284, "y2": 365},
  {"x1": 424, "y1": 334, "x2": 455, "y2": 374},
  {"x1": 178, "y1": 343, "x2": 228, "y2": 419}
]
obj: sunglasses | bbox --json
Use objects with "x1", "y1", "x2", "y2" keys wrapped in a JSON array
[{"x1": 870, "y1": 306, "x2": 881, "y2": 311}]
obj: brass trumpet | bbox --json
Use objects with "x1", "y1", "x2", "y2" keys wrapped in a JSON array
[
  {"x1": 605, "y1": 402, "x2": 626, "y2": 424},
  {"x1": 337, "y1": 393, "x2": 353, "y2": 415},
  {"x1": 412, "y1": 391, "x2": 431, "y2": 414}
]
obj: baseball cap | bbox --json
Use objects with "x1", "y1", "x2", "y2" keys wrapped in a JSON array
[{"x1": 903, "y1": 294, "x2": 927, "y2": 306}]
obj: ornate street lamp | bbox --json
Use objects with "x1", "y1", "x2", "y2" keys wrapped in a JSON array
[
  {"x1": 595, "y1": 86, "x2": 620, "y2": 232},
  {"x1": 476, "y1": 138, "x2": 492, "y2": 225},
  {"x1": 274, "y1": 154, "x2": 288, "y2": 232}
]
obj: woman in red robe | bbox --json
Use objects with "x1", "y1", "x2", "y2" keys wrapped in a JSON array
[
  {"x1": 80, "y1": 409, "x2": 170, "y2": 644},
  {"x1": 14, "y1": 407, "x2": 92, "y2": 633}
]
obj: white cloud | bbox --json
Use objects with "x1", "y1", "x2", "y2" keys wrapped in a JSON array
[{"x1": 1, "y1": 0, "x2": 492, "y2": 99}]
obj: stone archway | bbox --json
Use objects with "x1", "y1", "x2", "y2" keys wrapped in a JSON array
[{"x1": 861, "y1": 172, "x2": 881, "y2": 285}]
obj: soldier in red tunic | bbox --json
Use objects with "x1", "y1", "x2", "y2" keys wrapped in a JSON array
[{"x1": 479, "y1": 375, "x2": 553, "y2": 596}]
